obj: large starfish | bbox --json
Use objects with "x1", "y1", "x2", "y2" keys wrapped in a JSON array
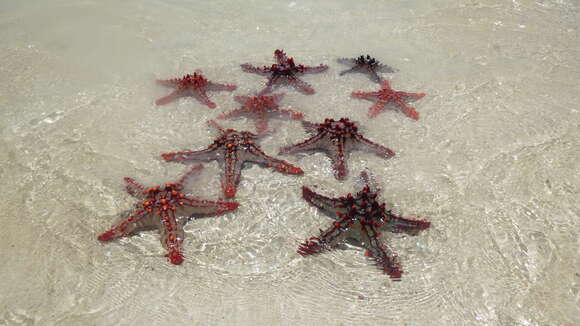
[
  {"x1": 241, "y1": 49, "x2": 328, "y2": 95},
  {"x1": 298, "y1": 171, "x2": 431, "y2": 279},
  {"x1": 161, "y1": 120, "x2": 303, "y2": 198},
  {"x1": 155, "y1": 70, "x2": 236, "y2": 108},
  {"x1": 279, "y1": 118, "x2": 395, "y2": 180},
  {"x1": 337, "y1": 54, "x2": 397, "y2": 82},
  {"x1": 351, "y1": 79, "x2": 426, "y2": 120},
  {"x1": 97, "y1": 165, "x2": 239, "y2": 265},
  {"x1": 216, "y1": 93, "x2": 304, "y2": 134}
]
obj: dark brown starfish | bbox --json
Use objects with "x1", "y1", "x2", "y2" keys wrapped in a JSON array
[
  {"x1": 241, "y1": 49, "x2": 328, "y2": 95},
  {"x1": 298, "y1": 171, "x2": 431, "y2": 279},
  {"x1": 161, "y1": 120, "x2": 303, "y2": 198},
  {"x1": 337, "y1": 55, "x2": 397, "y2": 82},
  {"x1": 97, "y1": 165, "x2": 239, "y2": 265},
  {"x1": 155, "y1": 70, "x2": 236, "y2": 108},
  {"x1": 351, "y1": 79, "x2": 425, "y2": 120},
  {"x1": 216, "y1": 93, "x2": 304, "y2": 134},
  {"x1": 279, "y1": 118, "x2": 395, "y2": 180}
]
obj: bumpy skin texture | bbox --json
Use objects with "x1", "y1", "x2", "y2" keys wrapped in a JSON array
[
  {"x1": 97, "y1": 165, "x2": 239, "y2": 265},
  {"x1": 351, "y1": 79, "x2": 426, "y2": 120},
  {"x1": 298, "y1": 171, "x2": 431, "y2": 279},
  {"x1": 241, "y1": 49, "x2": 328, "y2": 95},
  {"x1": 161, "y1": 120, "x2": 303, "y2": 198},
  {"x1": 155, "y1": 70, "x2": 236, "y2": 108},
  {"x1": 279, "y1": 118, "x2": 395, "y2": 180},
  {"x1": 217, "y1": 93, "x2": 304, "y2": 134},
  {"x1": 337, "y1": 54, "x2": 397, "y2": 82}
]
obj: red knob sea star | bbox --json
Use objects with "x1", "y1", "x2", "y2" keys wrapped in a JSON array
[
  {"x1": 241, "y1": 49, "x2": 328, "y2": 95},
  {"x1": 298, "y1": 171, "x2": 431, "y2": 279},
  {"x1": 97, "y1": 165, "x2": 239, "y2": 265},
  {"x1": 161, "y1": 120, "x2": 303, "y2": 198},
  {"x1": 155, "y1": 70, "x2": 236, "y2": 108},
  {"x1": 279, "y1": 118, "x2": 395, "y2": 180},
  {"x1": 216, "y1": 93, "x2": 304, "y2": 134},
  {"x1": 351, "y1": 79, "x2": 426, "y2": 120}
]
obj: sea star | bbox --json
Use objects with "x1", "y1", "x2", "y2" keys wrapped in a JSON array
[
  {"x1": 97, "y1": 165, "x2": 239, "y2": 265},
  {"x1": 241, "y1": 49, "x2": 328, "y2": 95},
  {"x1": 161, "y1": 120, "x2": 303, "y2": 198},
  {"x1": 279, "y1": 118, "x2": 395, "y2": 180},
  {"x1": 155, "y1": 70, "x2": 236, "y2": 108},
  {"x1": 298, "y1": 171, "x2": 431, "y2": 279},
  {"x1": 351, "y1": 79, "x2": 426, "y2": 120},
  {"x1": 216, "y1": 93, "x2": 304, "y2": 134},
  {"x1": 337, "y1": 55, "x2": 397, "y2": 82}
]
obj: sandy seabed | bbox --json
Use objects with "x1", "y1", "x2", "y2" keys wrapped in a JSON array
[{"x1": 0, "y1": 1, "x2": 578, "y2": 325}]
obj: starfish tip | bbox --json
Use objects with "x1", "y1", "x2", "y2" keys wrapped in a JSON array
[
  {"x1": 167, "y1": 250, "x2": 184, "y2": 265},
  {"x1": 97, "y1": 230, "x2": 116, "y2": 242}
]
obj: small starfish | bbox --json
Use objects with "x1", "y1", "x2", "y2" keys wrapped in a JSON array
[
  {"x1": 241, "y1": 49, "x2": 328, "y2": 95},
  {"x1": 279, "y1": 118, "x2": 395, "y2": 180},
  {"x1": 155, "y1": 70, "x2": 236, "y2": 108},
  {"x1": 298, "y1": 171, "x2": 431, "y2": 279},
  {"x1": 161, "y1": 120, "x2": 303, "y2": 198},
  {"x1": 351, "y1": 79, "x2": 426, "y2": 120},
  {"x1": 216, "y1": 93, "x2": 304, "y2": 134},
  {"x1": 97, "y1": 165, "x2": 239, "y2": 265},
  {"x1": 337, "y1": 54, "x2": 397, "y2": 82}
]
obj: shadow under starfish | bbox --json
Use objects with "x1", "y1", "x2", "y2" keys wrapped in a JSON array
[
  {"x1": 298, "y1": 171, "x2": 431, "y2": 279},
  {"x1": 161, "y1": 120, "x2": 303, "y2": 198},
  {"x1": 279, "y1": 118, "x2": 395, "y2": 180},
  {"x1": 97, "y1": 165, "x2": 239, "y2": 265}
]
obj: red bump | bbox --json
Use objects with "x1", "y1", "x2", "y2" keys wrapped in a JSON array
[
  {"x1": 223, "y1": 185, "x2": 237, "y2": 198},
  {"x1": 167, "y1": 250, "x2": 184, "y2": 265},
  {"x1": 97, "y1": 230, "x2": 116, "y2": 242}
]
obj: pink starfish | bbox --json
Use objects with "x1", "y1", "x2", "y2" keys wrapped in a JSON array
[
  {"x1": 241, "y1": 49, "x2": 328, "y2": 95},
  {"x1": 155, "y1": 70, "x2": 236, "y2": 108},
  {"x1": 351, "y1": 80, "x2": 426, "y2": 120},
  {"x1": 216, "y1": 93, "x2": 304, "y2": 134},
  {"x1": 298, "y1": 171, "x2": 431, "y2": 279},
  {"x1": 161, "y1": 120, "x2": 303, "y2": 198},
  {"x1": 97, "y1": 165, "x2": 239, "y2": 265}
]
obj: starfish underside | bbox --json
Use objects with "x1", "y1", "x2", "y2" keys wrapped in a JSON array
[
  {"x1": 337, "y1": 54, "x2": 397, "y2": 82},
  {"x1": 97, "y1": 165, "x2": 238, "y2": 264},
  {"x1": 279, "y1": 118, "x2": 395, "y2": 180},
  {"x1": 298, "y1": 171, "x2": 431, "y2": 278},
  {"x1": 155, "y1": 70, "x2": 236, "y2": 108},
  {"x1": 161, "y1": 120, "x2": 303, "y2": 198},
  {"x1": 217, "y1": 93, "x2": 304, "y2": 134},
  {"x1": 351, "y1": 79, "x2": 425, "y2": 120},
  {"x1": 241, "y1": 49, "x2": 328, "y2": 95}
]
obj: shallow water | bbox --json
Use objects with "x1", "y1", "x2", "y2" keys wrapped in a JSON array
[{"x1": 0, "y1": 0, "x2": 578, "y2": 325}]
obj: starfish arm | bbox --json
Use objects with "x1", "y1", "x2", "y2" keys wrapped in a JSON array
[
  {"x1": 351, "y1": 90, "x2": 381, "y2": 101},
  {"x1": 156, "y1": 78, "x2": 181, "y2": 87},
  {"x1": 194, "y1": 89, "x2": 217, "y2": 109},
  {"x1": 279, "y1": 133, "x2": 326, "y2": 155},
  {"x1": 233, "y1": 95, "x2": 251, "y2": 105},
  {"x1": 339, "y1": 66, "x2": 360, "y2": 76},
  {"x1": 377, "y1": 63, "x2": 398, "y2": 73},
  {"x1": 158, "y1": 210, "x2": 186, "y2": 264},
  {"x1": 216, "y1": 108, "x2": 248, "y2": 120},
  {"x1": 241, "y1": 63, "x2": 271, "y2": 75},
  {"x1": 255, "y1": 113, "x2": 269, "y2": 134},
  {"x1": 302, "y1": 186, "x2": 346, "y2": 217},
  {"x1": 259, "y1": 75, "x2": 280, "y2": 95},
  {"x1": 359, "y1": 224, "x2": 403, "y2": 279},
  {"x1": 207, "y1": 81, "x2": 237, "y2": 92},
  {"x1": 354, "y1": 135, "x2": 396, "y2": 159},
  {"x1": 207, "y1": 119, "x2": 227, "y2": 134},
  {"x1": 97, "y1": 209, "x2": 153, "y2": 242},
  {"x1": 298, "y1": 217, "x2": 351, "y2": 256},
  {"x1": 368, "y1": 100, "x2": 388, "y2": 118},
  {"x1": 368, "y1": 69, "x2": 383, "y2": 83},
  {"x1": 161, "y1": 145, "x2": 219, "y2": 163},
  {"x1": 394, "y1": 98, "x2": 420, "y2": 120},
  {"x1": 301, "y1": 120, "x2": 320, "y2": 134},
  {"x1": 123, "y1": 177, "x2": 146, "y2": 199},
  {"x1": 302, "y1": 64, "x2": 328, "y2": 74},
  {"x1": 274, "y1": 49, "x2": 289, "y2": 64},
  {"x1": 277, "y1": 108, "x2": 305, "y2": 120},
  {"x1": 180, "y1": 196, "x2": 239, "y2": 216},
  {"x1": 385, "y1": 211, "x2": 431, "y2": 235},
  {"x1": 289, "y1": 77, "x2": 315, "y2": 94},
  {"x1": 155, "y1": 89, "x2": 184, "y2": 105},
  {"x1": 176, "y1": 164, "x2": 204, "y2": 185},
  {"x1": 219, "y1": 151, "x2": 244, "y2": 198},
  {"x1": 337, "y1": 57, "x2": 356, "y2": 65},
  {"x1": 328, "y1": 140, "x2": 349, "y2": 180},
  {"x1": 245, "y1": 145, "x2": 303, "y2": 175}
]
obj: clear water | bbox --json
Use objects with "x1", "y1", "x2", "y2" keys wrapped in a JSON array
[{"x1": 0, "y1": 0, "x2": 578, "y2": 325}]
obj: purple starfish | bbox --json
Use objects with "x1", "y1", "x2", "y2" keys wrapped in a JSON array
[
  {"x1": 298, "y1": 171, "x2": 431, "y2": 279},
  {"x1": 338, "y1": 54, "x2": 397, "y2": 82},
  {"x1": 351, "y1": 79, "x2": 426, "y2": 120},
  {"x1": 155, "y1": 70, "x2": 236, "y2": 108},
  {"x1": 279, "y1": 118, "x2": 395, "y2": 180},
  {"x1": 216, "y1": 93, "x2": 304, "y2": 134},
  {"x1": 161, "y1": 120, "x2": 303, "y2": 198},
  {"x1": 97, "y1": 165, "x2": 239, "y2": 265},
  {"x1": 241, "y1": 49, "x2": 328, "y2": 95}
]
